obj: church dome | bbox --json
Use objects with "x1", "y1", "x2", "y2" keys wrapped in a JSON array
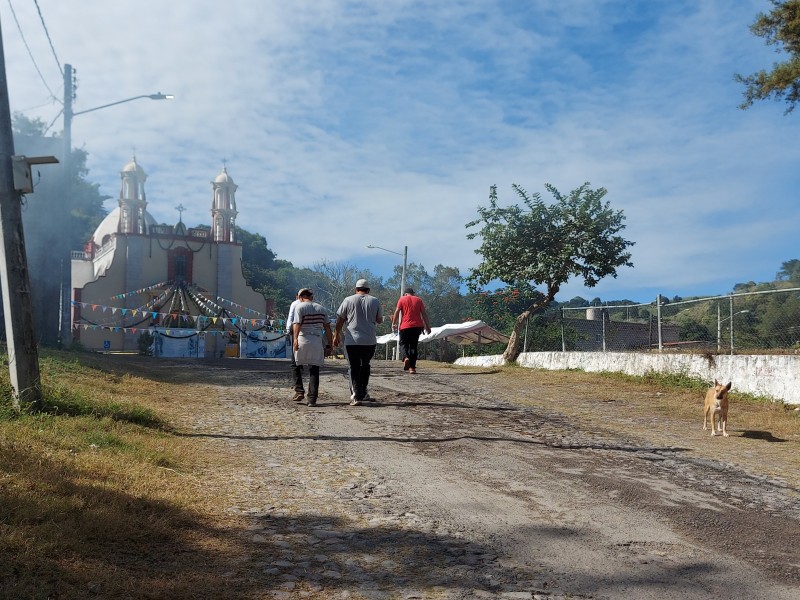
[
  {"x1": 121, "y1": 157, "x2": 146, "y2": 177},
  {"x1": 214, "y1": 167, "x2": 234, "y2": 184},
  {"x1": 91, "y1": 206, "x2": 158, "y2": 246}
]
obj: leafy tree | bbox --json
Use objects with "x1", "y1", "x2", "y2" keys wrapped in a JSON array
[
  {"x1": 426, "y1": 265, "x2": 467, "y2": 326},
  {"x1": 13, "y1": 113, "x2": 109, "y2": 248},
  {"x1": 12, "y1": 113, "x2": 108, "y2": 345},
  {"x1": 237, "y1": 227, "x2": 302, "y2": 314},
  {"x1": 679, "y1": 319, "x2": 713, "y2": 343},
  {"x1": 736, "y1": 0, "x2": 800, "y2": 113},
  {"x1": 777, "y1": 258, "x2": 800, "y2": 283},
  {"x1": 563, "y1": 296, "x2": 590, "y2": 308},
  {"x1": 466, "y1": 182, "x2": 634, "y2": 362}
]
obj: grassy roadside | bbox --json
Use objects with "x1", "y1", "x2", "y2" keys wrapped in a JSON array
[{"x1": 0, "y1": 351, "x2": 250, "y2": 599}]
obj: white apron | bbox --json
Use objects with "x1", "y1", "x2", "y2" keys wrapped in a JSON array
[{"x1": 295, "y1": 332, "x2": 325, "y2": 367}]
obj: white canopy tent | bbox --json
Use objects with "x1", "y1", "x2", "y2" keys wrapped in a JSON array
[{"x1": 377, "y1": 320, "x2": 509, "y2": 347}]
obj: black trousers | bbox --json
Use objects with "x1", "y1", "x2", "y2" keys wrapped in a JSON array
[
  {"x1": 305, "y1": 365, "x2": 319, "y2": 400},
  {"x1": 345, "y1": 344, "x2": 375, "y2": 401},
  {"x1": 399, "y1": 327, "x2": 424, "y2": 369}
]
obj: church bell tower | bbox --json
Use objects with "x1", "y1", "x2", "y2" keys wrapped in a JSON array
[
  {"x1": 211, "y1": 166, "x2": 238, "y2": 242},
  {"x1": 118, "y1": 156, "x2": 148, "y2": 235}
]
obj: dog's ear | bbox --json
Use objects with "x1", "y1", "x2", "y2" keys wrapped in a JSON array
[
  {"x1": 713, "y1": 378, "x2": 719, "y2": 386},
  {"x1": 724, "y1": 381, "x2": 732, "y2": 391}
]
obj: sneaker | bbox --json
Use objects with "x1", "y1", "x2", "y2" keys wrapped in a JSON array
[
  {"x1": 350, "y1": 400, "x2": 362, "y2": 406},
  {"x1": 364, "y1": 392, "x2": 372, "y2": 401},
  {"x1": 292, "y1": 392, "x2": 305, "y2": 402},
  {"x1": 403, "y1": 357, "x2": 410, "y2": 371},
  {"x1": 408, "y1": 368, "x2": 417, "y2": 374},
  {"x1": 306, "y1": 400, "x2": 317, "y2": 407}
]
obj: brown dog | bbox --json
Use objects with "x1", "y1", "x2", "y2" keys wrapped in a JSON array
[{"x1": 703, "y1": 379, "x2": 732, "y2": 437}]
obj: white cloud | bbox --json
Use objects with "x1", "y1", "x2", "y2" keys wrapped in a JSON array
[{"x1": 2, "y1": 0, "x2": 798, "y2": 305}]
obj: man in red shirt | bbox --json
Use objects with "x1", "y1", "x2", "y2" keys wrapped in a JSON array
[{"x1": 391, "y1": 287, "x2": 432, "y2": 374}]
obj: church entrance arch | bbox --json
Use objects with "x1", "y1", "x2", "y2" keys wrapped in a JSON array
[{"x1": 168, "y1": 247, "x2": 194, "y2": 283}]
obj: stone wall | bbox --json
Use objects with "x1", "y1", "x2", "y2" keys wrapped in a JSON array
[{"x1": 454, "y1": 352, "x2": 800, "y2": 405}]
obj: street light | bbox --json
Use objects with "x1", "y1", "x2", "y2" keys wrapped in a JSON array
[
  {"x1": 717, "y1": 308, "x2": 750, "y2": 354},
  {"x1": 71, "y1": 93, "x2": 174, "y2": 118},
  {"x1": 366, "y1": 244, "x2": 408, "y2": 359},
  {"x1": 59, "y1": 63, "x2": 173, "y2": 345}
]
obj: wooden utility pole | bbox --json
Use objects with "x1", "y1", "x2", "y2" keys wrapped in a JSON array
[{"x1": 0, "y1": 17, "x2": 43, "y2": 409}]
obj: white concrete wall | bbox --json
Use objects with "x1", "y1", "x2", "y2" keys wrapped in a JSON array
[{"x1": 455, "y1": 352, "x2": 800, "y2": 405}]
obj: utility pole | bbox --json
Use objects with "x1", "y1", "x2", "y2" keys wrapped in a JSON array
[
  {"x1": 59, "y1": 63, "x2": 75, "y2": 347},
  {"x1": 0, "y1": 19, "x2": 43, "y2": 409}
]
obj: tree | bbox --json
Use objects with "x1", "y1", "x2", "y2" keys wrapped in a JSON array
[
  {"x1": 386, "y1": 262, "x2": 469, "y2": 326},
  {"x1": 426, "y1": 265, "x2": 467, "y2": 326},
  {"x1": 736, "y1": 0, "x2": 800, "y2": 113},
  {"x1": 237, "y1": 227, "x2": 301, "y2": 314},
  {"x1": 310, "y1": 259, "x2": 361, "y2": 314},
  {"x1": 466, "y1": 182, "x2": 634, "y2": 362},
  {"x1": 777, "y1": 258, "x2": 800, "y2": 283},
  {"x1": 12, "y1": 113, "x2": 109, "y2": 345}
]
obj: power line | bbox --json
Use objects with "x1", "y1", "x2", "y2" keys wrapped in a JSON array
[
  {"x1": 33, "y1": 0, "x2": 62, "y2": 76},
  {"x1": 5, "y1": 0, "x2": 60, "y2": 102},
  {"x1": 43, "y1": 107, "x2": 63, "y2": 135}
]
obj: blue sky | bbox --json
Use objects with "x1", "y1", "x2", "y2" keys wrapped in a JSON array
[{"x1": 2, "y1": 0, "x2": 798, "y2": 303}]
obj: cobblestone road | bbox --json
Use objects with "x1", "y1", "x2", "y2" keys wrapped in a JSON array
[{"x1": 157, "y1": 357, "x2": 799, "y2": 600}]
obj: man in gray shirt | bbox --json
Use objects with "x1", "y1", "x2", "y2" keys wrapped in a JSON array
[{"x1": 334, "y1": 279, "x2": 383, "y2": 406}]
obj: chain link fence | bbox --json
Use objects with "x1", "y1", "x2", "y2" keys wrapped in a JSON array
[{"x1": 559, "y1": 287, "x2": 800, "y2": 354}]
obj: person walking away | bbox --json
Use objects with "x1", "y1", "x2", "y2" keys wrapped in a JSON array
[
  {"x1": 341, "y1": 344, "x2": 373, "y2": 402},
  {"x1": 391, "y1": 287, "x2": 431, "y2": 374},
  {"x1": 292, "y1": 289, "x2": 333, "y2": 407},
  {"x1": 286, "y1": 291, "x2": 305, "y2": 402},
  {"x1": 334, "y1": 279, "x2": 383, "y2": 406}
]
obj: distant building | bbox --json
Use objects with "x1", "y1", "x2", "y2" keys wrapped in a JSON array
[
  {"x1": 71, "y1": 158, "x2": 270, "y2": 355},
  {"x1": 566, "y1": 308, "x2": 680, "y2": 351}
]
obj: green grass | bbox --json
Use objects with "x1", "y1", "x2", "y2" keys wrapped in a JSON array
[
  {"x1": 0, "y1": 352, "x2": 164, "y2": 429},
  {"x1": 595, "y1": 369, "x2": 788, "y2": 406},
  {"x1": 0, "y1": 351, "x2": 229, "y2": 599}
]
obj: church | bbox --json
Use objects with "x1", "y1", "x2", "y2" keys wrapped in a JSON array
[{"x1": 70, "y1": 158, "x2": 270, "y2": 356}]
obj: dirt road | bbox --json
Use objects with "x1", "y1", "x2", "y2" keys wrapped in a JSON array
[{"x1": 130, "y1": 356, "x2": 800, "y2": 600}]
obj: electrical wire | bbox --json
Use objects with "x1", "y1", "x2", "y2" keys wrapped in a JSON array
[
  {"x1": 6, "y1": 0, "x2": 61, "y2": 102},
  {"x1": 33, "y1": 0, "x2": 62, "y2": 75},
  {"x1": 43, "y1": 107, "x2": 63, "y2": 135}
]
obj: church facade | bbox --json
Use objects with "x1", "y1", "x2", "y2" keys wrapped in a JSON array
[{"x1": 71, "y1": 158, "x2": 269, "y2": 355}]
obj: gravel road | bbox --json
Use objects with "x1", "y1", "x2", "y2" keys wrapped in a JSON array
[{"x1": 155, "y1": 356, "x2": 800, "y2": 600}]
